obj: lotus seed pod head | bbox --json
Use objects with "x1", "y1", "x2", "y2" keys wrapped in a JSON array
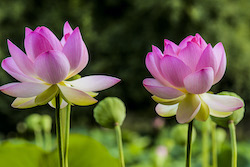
[
  {"x1": 25, "y1": 113, "x2": 42, "y2": 131},
  {"x1": 171, "y1": 124, "x2": 196, "y2": 146},
  {"x1": 41, "y1": 114, "x2": 52, "y2": 132},
  {"x1": 93, "y1": 97, "x2": 126, "y2": 128},
  {"x1": 211, "y1": 91, "x2": 245, "y2": 128}
]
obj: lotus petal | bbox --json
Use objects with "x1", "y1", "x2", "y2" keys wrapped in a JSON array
[
  {"x1": 11, "y1": 97, "x2": 37, "y2": 109},
  {"x1": 200, "y1": 93, "x2": 244, "y2": 112},
  {"x1": 143, "y1": 78, "x2": 184, "y2": 99},
  {"x1": 7, "y1": 40, "x2": 35, "y2": 76},
  {"x1": 155, "y1": 103, "x2": 178, "y2": 117},
  {"x1": 0, "y1": 82, "x2": 50, "y2": 98},
  {"x1": 160, "y1": 55, "x2": 192, "y2": 87},
  {"x1": 176, "y1": 94, "x2": 201, "y2": 123},
  {"x1": 58, "y1": 85, "x2": 97, "y2": 106},
  {"x1": 25, "y1": 32, "x2": 53, "y2": 61},
  {"x1": 34, "y1": 50, "x2": 70, "y2": 84},
  {"x1": 184, "y1": 67, "x2": 214, "y2": 94},
  {"x1": 67, "y1": 75, "x2": 120, "y2": 92}
]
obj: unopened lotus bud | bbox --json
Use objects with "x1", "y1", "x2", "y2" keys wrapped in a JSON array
[{"x1": 94, "y1": 97, "x2": 126, "y2": 128}]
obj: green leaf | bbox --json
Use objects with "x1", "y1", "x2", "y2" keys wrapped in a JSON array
[
  {"x1": 0, "y1": 134, "x2": 119, "y2": 167},
  {"x1": 94, "y1": 97, "x2": 126, "y2": 128},
  {"x1": 0, "y1": 140, "x2": 46, "y2": 167},
  {"x1": 35, "y1": 85, "x2": 59, "y2": 106},
  {"x1": 67, "y1": 134, "x2": 119, "y2": 167}
]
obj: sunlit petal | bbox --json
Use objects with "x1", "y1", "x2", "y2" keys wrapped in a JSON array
[
  {"x1": 11, "y1": 97, "x2": 37, "y2": 109},
  {"x1": 184, "y1": 67, "x2": 214, "y2": 94},
  {"x1": 67, "y1": 75, "x2": 120, "y2": 92},
  {"x1": 146, "y1": 52, "x2": 171, "y2": 86},
  {"x1": 210, "y1": 108, "x2": 233, "y2": 118},
  {"x1": 34, "y1": 26, "x2": 62, "y2": 51},
  {"x1": 63, "y1": 28, "x2": 87, "y2": 72},
  {"x1": 178, "y1": 42, "x2": 203, "y2": 71},
  {"x1": 213, "y1": 42, "x2": 226, "y2": 84},
  {"x1": 156, "y1": 103, "x2": 178, "y2": 117},
  {"x1": 7, "y1": 40, "x2": 35, "y2": 76},
  {"x1": 34, "y1": 50, "x2": 70, "y2": 84},
  {"x1": 195, "y1": 97, "x2": 210, "y2": 121},
  {"x1": 196, "y1": 44, "x2": 217, "y2": 72},
  {"x1": 0, "y1": 82, "x2": 50, "y2": 98},
  {"x1": 143, "y1": 78, "x2": 184, "y2": 99},
  {"x1": 201, "y1": 93, "x2": 244, "y2": 112},
  {"x1": 58, "y1": 85, "x2": 97, "y2": 106},
  {"x1": 176, "y1": 94, "x2": 201, "y2": 123},
  {"x1": 25, "y1": 32, "x2": 53, "y2": 61},
  {"x1": 152, "y1": 95, "x2": 186, "y2": 105},
  {"x1": 160, "y1": 55, "x2": 192, "y2": 87},
  {"x1": 1, "y1": 57, "x2": 38, "y2": 82}
]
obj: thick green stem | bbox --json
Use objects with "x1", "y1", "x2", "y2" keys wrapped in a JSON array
[
  {"x1": 64, "y1": 104, "x2": 71, "y2": 167},
  {"x1": 202, "y1": 121, "x2": 209, "y2": 167},
  {"x1": 229, "y1": 120, "x2": 237, "y2": 167},
  {"x1": 186, "y1": 121, "x2": 193, "y2": 167},
  {"x1": 55, "y1": 94, "x2": 65, "y2": 167},
  {"x1": 211, "y1": 122, "x2": 217, "y2": 167},
  {"x1": 115, "y1": 124, "x2": 125, "y2": 167}
]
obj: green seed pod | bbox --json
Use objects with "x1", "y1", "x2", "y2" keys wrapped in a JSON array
[
  {"x1": 94, "y1": 97, "x2": 126, "y2": 128},
  {"x1": 211, "y1": 91, "x2": 245, "y2": 128},
  {"x1": 25, "y1": 114, "x2": 42, "y2": 131},
  {"x1": 41, "y1": 115, "x2": 52, "y2": 132},
  {"x1": 171, "y1": 124, "x2": 197, "y2": 146}
]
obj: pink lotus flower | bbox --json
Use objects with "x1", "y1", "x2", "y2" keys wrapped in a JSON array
[
  {"x1": 0, "y1": 21, "x2": 120, "y2": 108},
  {"x1": 143, "y1": 34, "x2": 243, "y2": 123}
]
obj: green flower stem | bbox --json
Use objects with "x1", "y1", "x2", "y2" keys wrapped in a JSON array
[
  {"x1": 202, "y1": 121, "x2": 209, "y2": 167},
  {"x1": 211, "y1": 122, "x2": 217, "y2": 167},
  {"x1": 186, "y1": 120, "x2": 193, "y2": 167},
  {"x1": 44, "y1": 131, "x2": 52, "y2": 151},
  {"x1": 115, "y1": 123, "x2": 125, "y2": 167},
  {"x1": 229, "y1": 120, "x2": 237, "y2": 167},
  {"x1": 34, "y1": 129, "x2": 43, "y2": 148},
  {"x1": 55, "y1": 94, "x2": 65, "y2": 167},
  {"x1": 64, "y1": 104, "x2": 71, "y2": 167}
]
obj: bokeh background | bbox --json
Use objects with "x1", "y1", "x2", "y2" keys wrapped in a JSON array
[{"x1": 0, "y1": 0, "x2": 250, "y2": 166}]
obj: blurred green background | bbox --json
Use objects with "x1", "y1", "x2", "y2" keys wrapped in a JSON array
[{"x1": 0, "y1": 0, "x2": 250, "y2": 166}]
